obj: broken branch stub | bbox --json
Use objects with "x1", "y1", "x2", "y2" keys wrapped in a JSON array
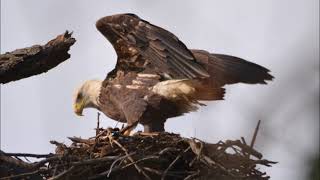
[{"x1": 0, "y1": 31, "x2": 76, "y2": 84}]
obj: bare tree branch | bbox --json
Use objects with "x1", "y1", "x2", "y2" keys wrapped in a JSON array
[{"x1": 0, "y1": 31, "x2": 76, "y2": 84}]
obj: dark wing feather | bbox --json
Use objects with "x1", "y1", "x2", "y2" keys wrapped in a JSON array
[
  {"x1": 121, "y1": 92, "x2": 148, "y2": 125},
  {"x1": 191, "y1": 49, "x2": 273, "y2": 87},
  {"x1": 96, "y1": 14, "x2": 209, "y2": 79}
]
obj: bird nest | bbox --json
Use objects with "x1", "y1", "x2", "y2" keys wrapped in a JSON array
[{"x1": 1, "y1": 121, "x2": 276, "y2": 180}]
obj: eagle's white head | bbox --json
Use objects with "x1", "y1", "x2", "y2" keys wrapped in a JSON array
[{"x1": 73, "y1": 80, "x2": 102, "y2": 116}]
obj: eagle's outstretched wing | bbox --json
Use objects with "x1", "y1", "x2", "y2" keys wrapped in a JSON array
[{"x1": 96, "y1": 13, "x2": 209, "y2": 80}]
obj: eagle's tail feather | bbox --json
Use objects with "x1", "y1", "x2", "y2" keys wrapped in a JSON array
[{"x1": 191, "y1": 49, "x2": 274, "y2": 86}]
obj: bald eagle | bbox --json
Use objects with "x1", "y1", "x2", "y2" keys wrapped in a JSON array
[{"x1": 73, "y1": 14, "x2": 273, "y2": 134}]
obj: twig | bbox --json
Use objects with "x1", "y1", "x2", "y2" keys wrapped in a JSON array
[
  {"x1": 248, "y1": 120, "x2": 261, "y2": 158},
  {"x1": 121, "y1": 155, "x2": 159, "y2": 170},
  {"x1": 184, "y1": 170, "x2": 200, "y2": 180},
  {"x1": 107, "y1": 153, "x2": 135, "y2": 177},
  {"x1": 158, "y1": 147, "x2": 176, "y2": 155},
  {"x1": 0, "y1": 169, "x2": 43, "y2": 180},
  {"x1": 0, "y1": 152, "x2": 34, "y2": 169},
  {"x1": 68, "y1": 136, "x2": 95, "y2": 144},
  {"x1": 240, "y1": 137, "x2": 248, "y2": 156},
  {"x1": 112, "y1": 139, "x2": 152, "y2": 180},
  {"x1": 2, "y1": 152, "x2": 54, "y2": 158},
  {"x1": 187, "y1": 138, "x2": 204, "y2": 159},
  {"x1": 202, "y1": 156, "x2": 240, "y2": 178},
  {"x1": 71, "y1": 156, "x2": 120, "y2": 166},
  {"x1": 224, "y1": 140, "x2": 262, "y2": 159},
  {"x1": 143, "y1": 168, "x2": 186, "y2": 178},
  {"x1": 95, "y1": 128, "x2": 111, "y2": 139},
  {"x1": 96, "y1": 112, "x2": 101, "y2": 136},
  {"x1": 33, "y1": 155, "x2": 63, "y2": 168},
  {"x1": 48, "y1": 166, "x2": 75, "y2": 180},
  {"x1": 241, "y1": 137, "x2": 247, "y2": 145},
  {"x1": 47, "y1": 155, "x2": 124, "y2": 180},
  {"x1": 86, "y1": 154, "x2": 134, "y2": 180},
  {"x1": 143, "y1": 167, "x2": 162, "y2": 175},
  {"x1": 161, "y1": 146, "x2": 191, "y2": 180},
  {"x1": 250, "y1": 120, "x2": 261, "y2": 148}
]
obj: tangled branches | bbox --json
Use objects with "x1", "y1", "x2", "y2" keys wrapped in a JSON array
[{"x1": 0, "y1": 121, "x2": 276, "y2": 180}]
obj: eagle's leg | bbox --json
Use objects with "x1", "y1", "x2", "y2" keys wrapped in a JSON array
[
  {"x1": 143, "y1": 121, "x2": 165, "y2": 133},
  {"x1": 121, "y1": 122, "x2": 138, "y2": 136}
]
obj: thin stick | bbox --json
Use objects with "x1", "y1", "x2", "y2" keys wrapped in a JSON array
[
  {"x1": 68, "y1": 137, "x2": 95, "y2": 144},
  {"x1": 33, "y1": 155, "x2": 63, "y2": 168},
  {"x1": 96, "y1": 112, "x2": 101, "y2": 136},
  {"x1": 250, "y1": 120, "x2": 261, "y2": 148},
  {"x1": 121, "y1": 155, "x2": 159, "y2": 170},
  {"x1": 143, "y1": 167, "x2": 162, "y2": 175},
  {"x1": 202, "y1": 156, "x2": 240, "y2": 178},
  {"x1": 161, "y1": 146, "x2": 191, "y2": 180},
  {"x1": 51, "y1": 155, "x2": 125, "y2": 180},
  {"x1": 112, "y1": 139, "x2": 151, "y2": 180},
  {"x1": 86, "y1": 154, "x2": 135, "y2": 180},
  {"x1": 241, "y1": 137, "x2": 247, "y2": 145},
  {"x1": 48, "y1": 166, "x2": 75, "y2": 180},
  {"x1": 0, "y1": 170, "x2": 42, "y2": 180},
  {"x1": 248, "y1": 120, "x2": 261, "y2": 158},
  {"x1": 107, "y1": 153, "x2": 135, "y2": 177},
  {"x1": 241, "y1": 137, "x2": 248, "y2": 156},
  {"x1": 71, "y1": 156, "x2": 120, "y2": 166},
  {"x1": 184, "y1": 170, "x2": 200, "y2": 180},
  {"x1": 2, "y1": 152, "x2": 54, "y2": 158}
]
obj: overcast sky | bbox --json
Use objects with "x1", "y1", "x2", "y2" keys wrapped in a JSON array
[{"x1": 1, "y1": 0, "x2": 319, "y2": 179}]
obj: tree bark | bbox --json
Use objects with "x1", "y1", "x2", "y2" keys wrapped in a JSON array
[{"x1": 0, "y1": 31, "x2": 76, "y2": 84}]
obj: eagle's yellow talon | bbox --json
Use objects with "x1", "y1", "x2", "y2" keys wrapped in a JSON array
[{"x1": 123, "y1": 129, "x2": 132, "y2": 136}]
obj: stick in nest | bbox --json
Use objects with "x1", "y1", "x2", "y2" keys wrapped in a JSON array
[
  {"x1": 161, "y1": 146, "x2": 191, "y2": 180},
  {"x1": 111, "y1": 138, "x2": 152, "y2": 180},
  {"x1": 96, "y1": 112, "x2": 101, "y2": 136},
  {"x1": 248, "y1": 120, "x2": 261, "y2": 159}
]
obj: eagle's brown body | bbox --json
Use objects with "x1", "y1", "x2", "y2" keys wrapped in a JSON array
[
  {"x1": 75, "y1": 14, "x2": 273, "y2": 132},
  {"x1": 98, "y1": 72, "x2": 177, "y2": 132}
]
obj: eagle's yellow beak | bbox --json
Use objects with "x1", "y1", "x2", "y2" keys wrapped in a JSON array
[{"x1": 74, "y1": 100, "x2": 84, "y2": 116}]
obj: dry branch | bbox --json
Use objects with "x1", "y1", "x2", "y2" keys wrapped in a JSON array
[
  {"x1": 0, "y1": 31, "x2": 75, "y2": 84},
  {"x1": 0, "y1": 123, "x2": 277, "y2": 180}
]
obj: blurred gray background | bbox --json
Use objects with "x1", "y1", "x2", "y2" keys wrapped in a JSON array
[{"x1": 1, "y1": 0, "x2": 319, "y2": 179}]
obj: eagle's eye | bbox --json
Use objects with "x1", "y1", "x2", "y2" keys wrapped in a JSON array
[{"x1": 76, "y1": 93, "x2": 83, "y2": 101}]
